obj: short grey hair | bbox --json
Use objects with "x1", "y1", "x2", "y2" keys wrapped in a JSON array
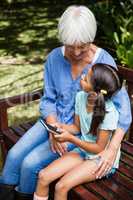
[{"x1": 58, "y1": 5, "x2": 97, "y2": 45}]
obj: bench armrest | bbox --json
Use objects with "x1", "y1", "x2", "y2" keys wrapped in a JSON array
[{"x1": 0, "y1": 89, "x2": 43, "y2": 130}]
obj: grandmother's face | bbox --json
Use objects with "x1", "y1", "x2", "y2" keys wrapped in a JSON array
[{"x1": 65, "y1": 42, "x2": 90, "y2": 61}]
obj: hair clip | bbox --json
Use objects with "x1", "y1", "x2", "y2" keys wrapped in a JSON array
[{"x1": 100, "y1": 89, "x2": 107, "y2": 95}]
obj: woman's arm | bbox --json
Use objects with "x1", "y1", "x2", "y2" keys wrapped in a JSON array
[
  {"x1": 92, "y1": 128, "x2": 123, "y2": 178},
  {"x1": 39, "y1": 56, "x2": 68, "y2": 155},
  {"x1": 112, "y1": 87, "x2": 132, "y2": 133},
  {"x1": 39, "y1": 57, "x2": 57, "y2": 119},
  {"x1": 107, "y1": 128, "x2": 123, "y2": 152}
]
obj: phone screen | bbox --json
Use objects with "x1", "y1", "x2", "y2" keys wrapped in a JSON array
[{"x1": 39, "y1": 118, "x2": 61, "y2": 134}]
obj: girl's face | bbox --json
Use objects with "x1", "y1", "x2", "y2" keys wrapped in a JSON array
[{"x1": 80, "y1": 68, "x2": 93, "y2": 92}]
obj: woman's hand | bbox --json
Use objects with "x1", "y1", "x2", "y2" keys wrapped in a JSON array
[
  {"x1": 49, "y1": 123, "x2": 67, "y2": 156},
  {"x1": 92, "y1": 147, "x2": 118, "y2": 178},
  {"x1": 54, "y1": 129, "x2": 73, "y2": 143},
  {"x1": 49, "y1": 133, "x2": 67, "y2": 156}
]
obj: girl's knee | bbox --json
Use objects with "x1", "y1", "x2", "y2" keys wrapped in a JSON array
[{"x1": 55, "y1": 180, "x2": 69, "y2": 193}]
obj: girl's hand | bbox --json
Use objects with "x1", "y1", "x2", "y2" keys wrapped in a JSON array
[{"x1": 54, "y1": 129, "x2": 73, "y2": 143}]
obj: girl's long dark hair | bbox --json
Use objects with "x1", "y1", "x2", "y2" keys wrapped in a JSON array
[{"x1": 89, "y1": 63, "x2": 123, "y2": 135}]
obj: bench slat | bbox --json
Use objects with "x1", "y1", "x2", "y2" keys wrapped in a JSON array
[
  {"x1": 100, "y1": 178, "x2": 133, "y2": 200},
  {"x1": 20, "y1": 123, "x2": 32, "y2": 131},
  {"x1": 10, "y1": 126, "x2": 26, "y2": 137},
  {"x1": 121, "y1": 152, "x2": 133, "y2": 167},
  {"x1": 112, "y1": 172, "x2": 133, "y2": 191},
  {"x1": 121, "y1": 141, "x2": 133, "y2": 155},
  {"x1": 118, "y1": 162, "x2": 133, "y2": 179},
  {"x1": 70, "y1": 185, "x2": 100, "y2": 200},
  {"x1": 85, "y1": 181, "x2": 118, "y2": 200},
  {"x1": 2, "y1": 129, "x2": 19, "y2": 144}
]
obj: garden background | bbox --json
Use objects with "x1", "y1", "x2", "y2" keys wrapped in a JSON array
[{"x1": 0, "y1": 0, "x2": 133, "y2": 170}]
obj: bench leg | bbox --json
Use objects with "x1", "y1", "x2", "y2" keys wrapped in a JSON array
[{"x1": 0, "y1": 133, "x2": 8, "y2": 166}]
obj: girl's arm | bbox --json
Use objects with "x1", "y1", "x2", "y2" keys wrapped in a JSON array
[
  {"x1": 55, "y1": 118, "x2": 111, "y2": 154},
  {"x1": 69, "y1": 129, "x2": 110, "y2": 154},
  {"x1": 60, "y1": 114, "x2": 81, "y2": 134}
]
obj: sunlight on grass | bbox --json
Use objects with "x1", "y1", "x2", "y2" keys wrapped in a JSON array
[
  {"x1": 0, "y1": 21, "x2": 10, "y2": 27},
  {"x1": 8, "y1": 100, "x2": 40, "y2": 126},
  {"x1": 18, "y1": 30, "x2": 37, "y2": 44},
  {"x1": 0, "y1": 63, "x2": 44, "y2": 126},
  {"x1": 0, "y1": 64, "x2": 43, "y2": 98},
  {"x1": 0, "y1": 0, "x2": 59, "y2": 127}
]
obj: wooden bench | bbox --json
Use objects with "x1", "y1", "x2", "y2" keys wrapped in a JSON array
[{"x1": 0, "y1": 66, "x2": 133, "y2": 200}]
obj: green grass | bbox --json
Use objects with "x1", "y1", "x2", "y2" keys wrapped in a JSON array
[
  {"x1": 0, "y1": 63, "x2": 43, "y2": 126},
  {"x1": 0, "y1": 1, "x2": 60, "y2": 126}
]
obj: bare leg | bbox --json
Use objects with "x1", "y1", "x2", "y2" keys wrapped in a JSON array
[
  {"x1": 54, "y1": 160, "x2": 98, "y2": 200},
  {"x1": 35, "y1": 152, "x2": 84, "y2": 197}
]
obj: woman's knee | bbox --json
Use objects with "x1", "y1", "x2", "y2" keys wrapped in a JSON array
[
  {"x1": 21, "y1": 155, "x2": 37, "y2": 175},
  {"x1": 6, "y1": 146, "x2": 20, "y2": 162}
]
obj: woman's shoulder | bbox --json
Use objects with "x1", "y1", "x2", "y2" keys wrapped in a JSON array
[
  {"x1": 96, "y1": 47, "x2": 117, "y2": 68},
  {"x1": 45, "y1": 47, "x2": 65, "y2": 70},
  {"x1": 47, "y1": 47, "x2": 62, "y2": 59}
]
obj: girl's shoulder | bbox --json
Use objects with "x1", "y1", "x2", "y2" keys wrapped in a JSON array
[
  {"x1": 99, "y1": 100, "x2": 119, "y2": 131},
  {"x1": 76, "y1": 91, "x2": 87, "y2": 102},
  {"x1": 105, "y1": 100, "x2": 118, "y2": 112}
]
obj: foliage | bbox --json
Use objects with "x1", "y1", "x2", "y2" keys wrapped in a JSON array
[
  {"x1": 114, "y1": 16, "x2": 133, "y2": 67},
  {"x1": 91, "y1": 0, "x2": 133, "y2": 68}
]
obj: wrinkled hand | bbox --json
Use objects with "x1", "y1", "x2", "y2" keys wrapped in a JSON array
[
  {"x1": 54, "y1": 129, "x2": 73, "y2": 143},
  {"x1": 49, "y1": 122, "x2": 67, "y2": 156},
  {"x1": 92, "y1": 148, "x2": 117, "y2": 179}
]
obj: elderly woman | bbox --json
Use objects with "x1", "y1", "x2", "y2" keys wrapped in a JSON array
[{"x1": 0, "y1": 5, "x2": 132, "y2": 200}]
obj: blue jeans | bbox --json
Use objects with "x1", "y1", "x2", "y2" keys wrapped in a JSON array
[{"x1": 0, "y1": 120, "x2": 76, "y2": 194}]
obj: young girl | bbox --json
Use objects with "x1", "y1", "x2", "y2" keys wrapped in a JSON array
[{"x1": 34, "y1": 63, "x2": 122, "y2": 200}]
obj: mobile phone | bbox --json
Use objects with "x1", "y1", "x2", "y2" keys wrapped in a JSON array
[{"x1": 39, "y1": 118, "x2": 61, "y2": 134}]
